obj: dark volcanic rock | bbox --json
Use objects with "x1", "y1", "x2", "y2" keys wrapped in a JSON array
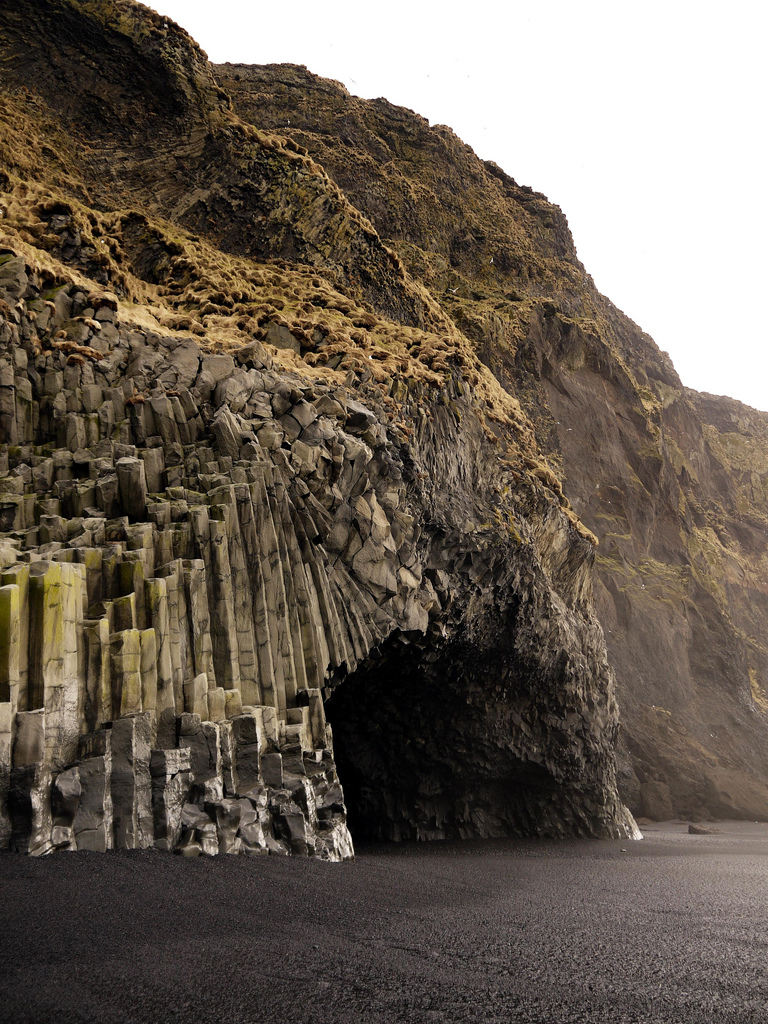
[{"x1": 0, "y1": 255, "x2": 634, "y2": 852}]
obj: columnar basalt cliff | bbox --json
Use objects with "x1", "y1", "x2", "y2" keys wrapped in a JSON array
[
  {"x1": 0, "y1": 0, "x2": 761, "y2": 859},
  {"x1": 0, "y1": 0, "x2": 640, "y2": 855},
  {"x1": 0, "y1": 253, "x2": 636, "y2": 854}
]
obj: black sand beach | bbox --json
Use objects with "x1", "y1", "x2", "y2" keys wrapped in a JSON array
[{"x1": 2, "y1": 823, "x2": 767, "y2": 1024}]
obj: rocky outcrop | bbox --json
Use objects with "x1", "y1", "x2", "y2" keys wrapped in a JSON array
[{"x1": 0, "y1": 268, "x2": 357, "y2": 859}]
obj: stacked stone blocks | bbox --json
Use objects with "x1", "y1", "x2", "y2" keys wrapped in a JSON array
[{"x1": 0, "y1": 258, "x2": 440, "y2": 858}]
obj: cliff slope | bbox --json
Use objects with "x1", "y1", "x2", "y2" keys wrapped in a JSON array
[
  {"x1": 0, "y1": 0, "x2": 638, "y2": 856},
  {"x1": 216, "y1": 62, "x2": 768, "y2": 822}
]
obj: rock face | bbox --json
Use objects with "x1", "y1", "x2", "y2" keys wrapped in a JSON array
[
  {"x1": 7, "y1": 0, "x2": 748, "y2": 857},
  {"x1": 216, "y1": 63, "x2": 768, "y2": 823},
  {"x1": 0, "y1": 254, "x2": 635, "y2": 853}
]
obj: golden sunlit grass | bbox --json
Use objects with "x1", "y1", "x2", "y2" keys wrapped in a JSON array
[
  {"x1": 750, "y1": 669, "x2": 768, "y2": 714},
  {"x1": 0, "y1": 75, "x2": 587, "y2": 533}
]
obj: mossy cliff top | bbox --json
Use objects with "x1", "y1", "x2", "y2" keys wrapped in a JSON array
[{"x1": 0, "y1": 0, "x2": 572, "y2": 501}]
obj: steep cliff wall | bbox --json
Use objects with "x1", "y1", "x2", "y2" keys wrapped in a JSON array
[
  {"x1": 0, "y1": 0, "x2": 638, "y2": 856},
  {"x1": 217, "y1": 62, "x2": 768, "y2": 822}
]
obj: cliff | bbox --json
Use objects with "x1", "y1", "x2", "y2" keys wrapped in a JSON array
[
  {"x1": 0, "y1": 0, "x2": 760, "y2": 859},
  {"x1": 215, "y1": 62, "x2": 768, "y2": 823}
]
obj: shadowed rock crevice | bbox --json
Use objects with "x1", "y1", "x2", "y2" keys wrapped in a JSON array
[
  {"x1": 329, "y1": 602, "x2": 629, "y2": 842},
  {"x1": 329, "y1": 635, "x2": 567, "y2": 842}
]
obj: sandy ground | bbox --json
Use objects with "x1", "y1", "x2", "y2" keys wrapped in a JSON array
[{"x1": 2, "y1": 822, "x2": 768, "y2": 1023}]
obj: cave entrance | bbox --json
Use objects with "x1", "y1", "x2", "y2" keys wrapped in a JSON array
[{"x1": 324, "y1": 632, "x2": 558, "y2": 843}]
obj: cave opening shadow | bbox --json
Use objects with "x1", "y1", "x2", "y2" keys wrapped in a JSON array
[{"x1": 325, "y1": 631, "x2": 559, "y2": 844}]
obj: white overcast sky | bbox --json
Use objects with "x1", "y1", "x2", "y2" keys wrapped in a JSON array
[{"x1": 148, "y1": 1, "x2": 767, "y2": 411}]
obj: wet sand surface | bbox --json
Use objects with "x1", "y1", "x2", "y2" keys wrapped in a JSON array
[{"x1": 2, "y1": 822, "x2": 768, "y2": 1023}]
